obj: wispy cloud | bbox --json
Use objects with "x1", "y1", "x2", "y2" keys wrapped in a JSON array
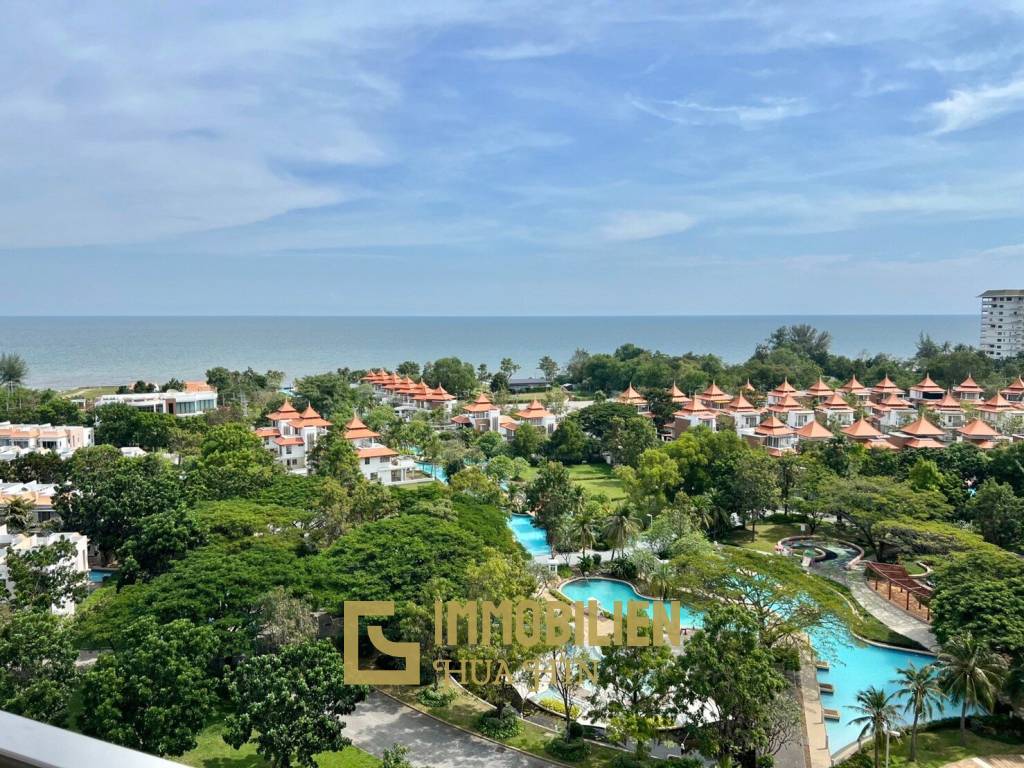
[
  {"x1": 629, "y1": 95, "x2": 814, "y2": 127},
  {"x1": 466, "y1": 40, "x2": 576, "y2": 61},
  {"x1": 601, "y1": 210, "x2": 696, "y2": 241},
  {"x1": 930, "y1": 74, "x2": 1024, "y2": 133}
]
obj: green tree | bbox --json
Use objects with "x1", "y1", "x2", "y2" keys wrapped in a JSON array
[
  {"x1": 423, "y1": 357, "x2": 478, "y2": 399},
  {"x1": 307, "y1": 428, "x2": 361, "y2": 486},
  {"x1": 485, "y1": 455, "x2": 515, "y2": 484},
  {"x1": 545, "y1": 418, "x2": 592, "y2": 464},
  {"x1": 908, "y1": 458, "x2": 943, "y2": 493},
  {"x1": 538, "y1": 356, "x2": 559, "y2": 381},
  {"x1": 848, "y1": 687, "x2": 900, "y2": 768},
  {"x1": 526, "y1": 462, "x2": 583, "y2": 536},
  {"x1": 570, "y1": 500, "x2": 604, "y2": 555},
  {"x1": 5, "y1": 538, "x2": 87, "y2": 612},
  {"x1": 775, "y1": 452, "x2": 801, "y2": 515},
  {"x1": 616, "y1": 448, "x2": 681, "y2": 519},
  {"x1": 255, "y1": 587, "x2": 317, "y2": 653},
  {"x1": 603, "y1": 506, "x2": 640, "y2": 560},
  {"x1": 936, "y1": 633, "x2": 1008, "y2": 744},
  {"x1": 0, "y1": 352, "x2": 28, "y2": 411},
  {"x1": 117, "y1": 508, "x2": 207, "y2": 584},
  {"x1": 224, "y1": 640, "x2": 368, "y2": 768},
  {"x1": 293, "y1": 371, "x2": 361, "y2": 419},
  {"x1": 511, "y1": 422, "x2": 546, "y2": 459},
  {"x1": 1, "y1": 495, "x2": 33, "y2": 533},
  {"x1": 80, "y1": 617, "x2": 218, "y2": 756},
  {"x1": 449, "y1": 466, "x2": 504, "y2": 504},
  {"x1": 892, "y1": 663, "x2": 945, "y2": 762},
  {"x1": 968, "y1": 478, "x2": 1024, "y2": 552},
  {"x1": 716, "y1": 449, "x2": 780, "y2": 532},
  {"x1": 189, "y1": 423, "x2": 279, "y2": 500},
  {"x1": 499, "y1": 358, "x2": 520, "y2": 378},
  {"x1": 605, "y1": 415, "x2": 658, "y2": 467},
  {"x1": 395, "y1": 361, "x2": 421, "y2": 378},
  {"x1": 0, "y1": 610, "x2": 78, "y2": 725}
]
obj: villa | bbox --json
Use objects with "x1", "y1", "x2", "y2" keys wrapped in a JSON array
[
  {"x1": 957, "y1": 418, "x2": 1004, "y2": 450},
  {"x1": 975, "y1": 393, "x2": 1021, "y2": 431},
  {"x1": 815, "y1": 391, "x2": 856, "y2": 427},
  {"x1": 805, "y1": 376, "x2": 835, "y2": 403},
  {"x1": 723, "y1": 393, "x2": 763, "y2": 433},
  {"x1": 1001, "y1": 375, "x2": 1024, "y2": 403},
  {"x1": 926, "y1": 391, "x2": 966, "y2": 430},
  {"x1": 870, "y1": 375, "x2": 905, "y2": 404},
  {"x1": 748, "y1": 416, "x2": 797, "y2": 456},
  {"x1": 257, "y1": 399, "x2": 332, "y2": 472},
  {"x1": 842, "y1": 417, "x2": 886, "y2": 446},
  {"x1": 667, "y1": 383, "x2": 690, "y2": 405},
  {"x1": 454, "y1": 393, "x2": 521, "y2": 438},
  {"x1": 908, "y1": 374, "x2": 945, "y2": 404},
  {"x1": 838, "y1": 375, "x2": 872, "y2": 403},
  {"x1": 669, "y1": 398, "x2": 717, "y2": 438},
  {"x1": 795, "y1": 418, "x2": 834, "y2": 445},
  {"x1": 514, "y1": 400, "x2": 559, "y2": 435},
  {"x1": 766, "y1": 392, "x2": 814, "y2": 428},
  {"x1": 953, "y1": 374, "x2": 986, "y2": 402},
  {"x1": 871, "y1": 393, "x2": 918, "y2": 432},
  {"x1": 766, "y1": 379, "x2": 799, "y2": 405},
  {"x1": 0, "y1": 481, "x2": 58, "y2": 525},
  {"x1": 616, "y1": 384, "x2": 651, "y2": 415},
  {"x1": 95, "y1": 388, "x2": 218, "y2": 417},
  {"x1": 342, "y1": 416, "x2": 421, "y2": 485},
  {"x1": 0, "y1": 422, "x2": 94, "y2": 461},
  {"x1": 0, "y1": 524, "x2": 89, "y2": 615},
  {"x1": 698, "y1": 382, "x2": 732, "y2": 410},
  {"x1": 887, "y1": 415, "x2": 946, "y2": 450}
]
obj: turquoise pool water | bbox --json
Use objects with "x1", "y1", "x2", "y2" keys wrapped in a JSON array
[
  {"x1": 560, "y1": 577, "x2": 704, "y2": 628},
  {"x1": 508, "y1": 514, "x2": 550, "y2": 558},
  {"x1": 415, "y1": 461, "x2": 447, "y2": 482},
  {"x1": 88, "y1": 569, "x2": 116, "y2": 583},
  {"x1": 561, "y1": 577, "x2": 959, "y2": 755}
]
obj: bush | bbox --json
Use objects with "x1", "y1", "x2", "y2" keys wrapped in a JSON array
[
  {"x1": 606, "y1": 557, "x2": 638, "y2": 581},
  {"x1": 664, "y1": 758, "x2": 704, "y2": 768},
  {"x1": 417, "y1": 685, "x2": 457, "y2": 708},
  {"x1": 610, "y1": 755, "x2": 647, "y2": 768},
  {"x1": 557, "y1": 565, "x2": 573, "y2": 580},
  {"x1": 772, "y1": 645, "x2": 801, "y2": 672},
  {"x1": 545, "y1": 737, "x2": 590, "y2": 762},
  {"x1": 566, "y1": 721, "x2": 586, "y2": 740},
  {"x1": 539, "y1": 697, "x2": 581, "y2": 719},
  {"x1": 758, "y1": 756, "x2": 775, "y2": 768},
  {"x1": 477, "y1": 705, "x2": 523, "y2": 740}
]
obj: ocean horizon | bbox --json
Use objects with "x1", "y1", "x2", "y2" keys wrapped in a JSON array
[{"x1": 1, "y1": 314, "x2": 979, "y2": 390}]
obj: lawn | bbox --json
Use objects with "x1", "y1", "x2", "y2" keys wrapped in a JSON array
[
  {"x1": 60, "y1": 385, "x2": 119, "y2": 399},
  {"x1": 382, "y1": 685, "x2": 628, "y2": 768},
  {"x1": 845, "y1": 726, "x2": 1024, "y2": 768},
  {"x1": 178, "y1": 722, "x2": 380, "y2": 768},
  {"x1": 518, "y1": 462, "x2": 626, "y2": 502},
  {"x1": 723, "y1": 522, "x2": 808, "y2": 552}
]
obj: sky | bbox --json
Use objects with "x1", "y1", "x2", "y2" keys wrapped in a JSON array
[{"x1": 2, "y1": 1, "x2": 1024, "y2": 315}]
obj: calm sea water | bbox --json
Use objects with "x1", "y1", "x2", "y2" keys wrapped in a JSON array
[{"x1": 0, "y1": 315, "x2": 977, "y2": 389}]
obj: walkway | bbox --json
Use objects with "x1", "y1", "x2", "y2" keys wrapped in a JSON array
[
  {"x1": 846, "y1": 571, "x2": 939, "y2": 652},
  {"x1": 344, "y1": 690, "x2": 556, "y2": 768},
  {"x1": 943, "y1": 756, "x2": 1024, "y2": 768},
  {"x1": 796, "y1": 653, "x2": 832, "y2": 768}
]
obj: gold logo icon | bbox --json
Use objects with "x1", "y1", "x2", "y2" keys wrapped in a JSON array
[{"x1": 342, "y1": 601, "x2": 420, "y2": 685}]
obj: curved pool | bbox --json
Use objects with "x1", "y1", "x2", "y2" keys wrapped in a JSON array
[
  {"x1": 508, "y1": 514, "x2": 550, "y2": 558},
  {"x1": 562, "y1": 576, "x2": 958, "y2": 756}
]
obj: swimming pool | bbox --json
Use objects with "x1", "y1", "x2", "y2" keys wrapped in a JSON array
[
  {"x1": 508, "y1": 514, "x2": 550, "y2": 558},
  {"x1": 415, "y1": 461, "x2": 447, "y2": 483},
  {"x1": 561, "y1": 576, "x2": 958, "y2": 755},
  {"x1": 88, "y1": 569, "x2": 116, "y2": 583}
]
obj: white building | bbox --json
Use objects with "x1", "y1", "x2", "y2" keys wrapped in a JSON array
[
  {"x1": 95, "y1": 389, "x2": 218, "y2": 417},
  {"x1": 0, "y1": 524, "x2": 89, "y2": 615},
  {"x1": 815, "y1": 392, "x2": 856, "y2": 427},
  {"x1": 342, "y1": 416, "x2": 423, "y2": 485},
  {"x1": 980, "y1": 289, "x2": 1024, "y2": 358},
  {"x1": 0, "y1": 481, "x2": 59, "y2": 525},
  {"x1": 256, "y1": 399, "x2": 333, "y2": 472},
  {"x1": 0, "y1": 423, "x2": 94, "y2": 461},
  {"x1": 513, "y1": 400, "x2": 559, "y2": 435}
]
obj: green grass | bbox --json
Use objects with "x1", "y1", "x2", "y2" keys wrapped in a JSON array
[
  {"x1": 383, "y1": 685, "x2": 628, "y2": 768},
  {"x1": 845, "y1": 726, "x2": 1024, "y2": 768},
  {"x1": 517, "y1": 462, "x2": 626, "y2": 502},
  {"x1": 178, "y1": 722, "x2": 380, "y2": 768},
  {"x1": 723, "y1": 522, "x2": 807, "y2": 553},
  {"x1": 60, "y1": 385, "x2": 119, "y2": 399}
]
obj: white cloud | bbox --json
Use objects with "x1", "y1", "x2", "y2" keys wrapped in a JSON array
[
  {"x1": 629, "y1": 95, "x2": 814, "y2": 127},
  {"x1": 601, "y1": 210, "x2": 696, "y2": 241},
  {"x1": 467, "y1": 40, "x2": 575, "y2": 61},
  {"x1": 930, "y1": 74, "x2": 1024, "y2": 133}
]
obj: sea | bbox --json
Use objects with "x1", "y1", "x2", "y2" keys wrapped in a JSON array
[{"x1": 0, "y1": 315, "x2": 979, "y2": 390}]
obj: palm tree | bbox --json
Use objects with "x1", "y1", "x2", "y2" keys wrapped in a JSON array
[
  {"x1": 848, "y1": 686, "x2": 900, "y2": 768},
  {"x1": 603, "y1": 507, "x2": 640, "y2": 560},
  {"x1": 570, "y1": 508, "x2": 600, "y2": 556},
  {"x1": 649, "y1": 562, "x2": 675, "y2": 600},
  {"x1": 1, "y1": 496, "x2": 34, "y2": 533},
  {"x1": 893, "y1": 663, "x2": 945, "y2": 762},
  {"x1": 0, "y1": 352, "x2": 28, "y2": 412},
  {"x1": 936, "y1": 633, "x2": 1007, "y2": 744}
]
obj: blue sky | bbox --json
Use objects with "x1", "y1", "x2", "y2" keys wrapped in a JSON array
[{"x1": 2, "y1": 1, "x2": 1024, "y2": 315}]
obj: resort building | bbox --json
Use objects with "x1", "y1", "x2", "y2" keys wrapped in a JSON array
[
  {"x1": 514, "y1": 400, "x2": 559, "y2": 435},
  {"x1": 766, "y1": 379, "x2": 799, "y2": 406},
  {"x1": 870, "y1": 375, "x2": 905, "y2": 404},
  {"x1": 340, "y1": 416, "x2": 421, "y2": 485},
  {"x1": 766, "y1": 393, "x2": 814, "y2": 428},
  {"x1": 0, "y1": 524, "x2": 89, "y2": 615},
  {"x1": 95, "y1": 389, "x2": 218, "y2": 417},
  {"x1": 805, "y1": 377, "x2": 834, "y2": 403},
  {"x1": 455, "y1": 393, "x2": 503, "y2": 432},
  {"x1": 1000, "y1": 376, "x2": 1024, "y2": 403},
  {"x1": 908, "y1": 374, "x2": 945, "y2": 404},
  {"x1": 723, "y1": 393, "x2": 763, "y2": 433},
  {"x1": 0, "y1": 423, "x2": 94, "y2": 461},
  {"x1": 887, "y1": 416, "x2": 946, "y2": 450},
  {"x1": 979, "y1": 289, "x2": 1024, "y2": 358},
  {"x1": 956, "y1": 418, "x2": 1004, "y2": 450},
  {"x1": 668, "y1": 383, "x2": 690, "y2": 405},
  {"x1": 616, "y1": 384, "x2": 650, "y2": 415},
  {"x1": 871, "y1": 393, "x2": 918, "y2": 432},
  {"x1": 669, "y1": 399, "x2": 717, "y2": 438},
  {"x1": 975, "y1": 393, "x2": 1023, "y2": 431},
  {"x1": 698, "y1": 382, "x2": 732, "y2": 410},
  {"x1": 842, "y1": 417, "x2": 886, "y2": 446},
  {"x1": 953, "y1": 375, "x2": 986, "y2": 402},
  {"x1": 747, "y1": 416, "x2": 797, "y2": 456},
  {"x1": 0, "y1": 481, "x2": 58, "y2": 525},
  {"x1": 838, "y1": 375, "x2": 872, "y2": 403},
  {"x1": 257, "y1": 400, "x2": 332, "y2": 472},
  {"x1": 815, "y1": 392, "x2": 856, "y2": 427},
  {"x1": 926, "y1": 391, "x2": 966, "y2": 431},
  {"x1": 795, "y1": 418, "x2": 834, "y2": 445}
]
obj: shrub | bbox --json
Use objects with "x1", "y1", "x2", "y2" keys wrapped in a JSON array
[
  {"x1": 477, "y1": 705, "x2": 523, "y2": 739},
  {"x1": 566, "y1": 721, "x2": 586, "y2": 740},
  {"x1": 664, "y1": 758, "x2": 704, "y2": 768},
  {"x1": 539, "y1": 697, "x2": 581, "y2": 719},
  {"x1": 417, "y1": 685, "x2": 457, "y2": 708},
  {"x1": 545, "y1": 736, "x2": 590, "y2": 762},
  {"x1": 557, "y1": 565, "x2": 573, "y2": 580},
  {"x1": 772, "y1": 646, "x2": 801, "y2": 672},
  {"x1": 610, "y1": 755, "x2": 647, "y2": 768},
  {"x1": 606, "y1": 557, "x2": 638, "y2": 581}
]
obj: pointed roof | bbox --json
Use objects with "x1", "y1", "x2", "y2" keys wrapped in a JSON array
[
  {"x1": 1002, "y1": 376, "x2": 1024, "y2": 394},
  {"x1": 796, "y1": 419, "x2": 833, "y2": 440},
  {"x1": 818, "y1": 391, "x2": 854, "y2": 410},
  {"x1": 755, "y1": 415, "x2": 795, "y2": 437},
  {"x1": 872, "y1": 375, "x2": 904, "y2": 394},
  {"x1": 676, "y1": 397, "x2": 715, "y2": 418},
  {"x1": 617, "y1": 384, "x2": 648, "y2": 405},
  {"x1": 267, "y1": 399, "x2": 300, "y2": 421},
  {"x1": 913, "y1": 373, "x2": 943, "y2": 393},
  {"x1": 842, "y1": 418, "x2": 883, "y2": 439},
  {"x1": 977, "y1": 393, "x2": 1015, "y2": 412},
  {"x1": 930, "y1": 390, "x2": 962, "y2": 410},
  {"x1": 699, "y1": 381, "x2": 731, "y2": 402},
  {"x1": 877, "y1": 393, "x2": 912, "y2": 409},
  {"x1": 839, "y1": 375, "x2": 866, "y2": 393},
  {"x1": 725, "y1": 393, "x2": 759, "y2": 413},
  {"x1": 464, "y1": 392, "x2": 498, "y2": 413},
  {"x1": 515, "y1": 400, "x2": 555, "y2": 420},
  {"x1": 342, "y1": 415, "x2": 380, "y2": 440},
  {"x1": 902, "y1": 437, "x2": 946, "y2": 450},
  {"x1": 954, "y1": 374, "x2": 985, "y2": 394},
  {"x1": 958, "y1": 418, "x2": 1000, "y2": 438},
  {"x1": 806, "y1": 377, "x2": 834, "y2": 396},
  {"x1": 897, "y1": 415, "x2": 945, "y2": 438},
  {"x1": 290, "y1": 403, "x2": 332, "y2": 429},
  {"x1": 770, "y1": 378, "x2": 797, "y2": 396},
  {"x1": 769, "y1": 393, "x2": 807, "y2": 411},
  {"x1": 668, "y1": 383, "x2": 689, "y2": 403},
  {"x1": 742, "y1": 379, "x2": 756, "y2": 392}
]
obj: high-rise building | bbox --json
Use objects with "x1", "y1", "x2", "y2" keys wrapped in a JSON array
[{"x1": 980, "y1": 289, "x2": 1024, "y2": 358}]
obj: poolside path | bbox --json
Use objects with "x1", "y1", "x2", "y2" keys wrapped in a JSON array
[
  {"x1": 846, "y1": 573, "x2": 939, "y2": 652},
  {"x1": 943, "y1": 756, "x2": 1024, "y2": 768},
  {"x1": 344, "y1": 690, "x2": 557, "y2": 768}
]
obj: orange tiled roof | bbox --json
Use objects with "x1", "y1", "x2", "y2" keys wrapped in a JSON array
[
  {"x1": 255, "y1": 427, "x2": 280, "y2": 439},
  {"x1": 839, "y1": 375, "x2": 867, "y2": 393},
  {"x1": 668, "y1": 383, "x2": 688, "y2": 403},
  {"x1": 515, "y1": 400, "x2": 555, "y2": 420},
  {"x1": 977, "y1": 393, "x2": 1015, "y2": 412},
  {"x1": 770, "y1": 378, "x2": 798, "y2": 396},
  {"x1": 464, "y1": 393, "x2": 497, "y2": 413},
  {"x1": 843, "y1": 418, "x2": 882, "y2": 439},
  {"x1": 267, "y1": 399, "x2": 300, "y2": 421},
  {"x1": 876, "y1": 393, "x2": 913, "y2": 409},
  {"x1": 872, "y1": 375, "x2": 904, "y2": 393},
  {"x1": 818, "y1": 391, "x2": 854, "y2": 410},
  {"x1": 755, "y1": 416, "x2": 795, "y2": 437},
  {"x1": 343, "y1": 415, "x2": 381, "y2": 441},
  {"x1": 357, "y1": 445, "x2": 398, "y2": 459},
  {"x1": 184, "y1": 380, "x2": 215, "y2": 392},
  {"x1": 742, "y1": 379, "x2": 756, "y2": 392},
  {"x1": 930, "y1": 390, "x2": 962, "y2": 410},
  {"x1": 806, "y1": 377, "x2": 833, "y2": 396},
  {"x1": 274, "y1": 436, "x2": 304, "y2": 446},
  {"x1": 954, "y1": 375, "x2": 984, "y2": 393},
  {"x1": 700, "y1": 381, "x2": 730, "y2": 401},
  {"x1": 902, "y1": 437, "x2": 945, "y2": 450},
  {"x1": 897, "y1": 416, "x2": 945, "y2": 438},
  {"x1": 725, "y1": 393, "x2": 759, "y2": 412},
  {"x1": 769, "y1": 393, "x2": 807, "y2": 411},
  {"x1": 1002, "y1": 376, "x2": 1024, "y2": 394},
  {"x1": 617, "y1": 384, "x2": 648, "y2": 405},
  {"x1": 912, "y1": 374, "x2": 943, "y2": 393},
  {"x1": 958, "y1": 418, "x2": 999, "y2": 438},
  {"x1": 796, "y1": 419, "x2": 833, "y2": 440}
]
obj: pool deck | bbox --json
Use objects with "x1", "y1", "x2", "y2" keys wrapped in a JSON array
[
  {"x1": 798, "y1": 650, "x2": 833, "y2": 768},
  {"x1": 846, "y1": 571, "x2": 938, "y2": 652}
]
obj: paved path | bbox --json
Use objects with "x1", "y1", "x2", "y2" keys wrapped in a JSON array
[
  {"x1": 943, "y1": 756, "x2": 1024, "y2": 768},
  {"x1": 846, "y1": 572, "x2": 939, "y2": 651},
  {"x1": 344, "y1": 690, "x2": 556, "y2": 768}
]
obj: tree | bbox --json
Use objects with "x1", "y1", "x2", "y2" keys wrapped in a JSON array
[
  {"x1": 893, "y1": 663, "x2": 945, "y2": 762},
  {"x1": 0, "y1": 610, "x2": 78, "y2": 726},
  {"x1": 423, "y1": 357, "x2": 478, "y2": 400},
  {"x1": 484, "y1": 455, "x2": 515, "y2": 485},
  {"x1": 94, "y1": 403, "x2": 175, "y2": 450},
  {"x1": 936, "y1": 633, "x2": 1007, "y2": 744},
  {"x1": 449, "y1": 466, "x2": 503, "y2": 504},
  {"x1": 511, "y1": 422, "x2": 546, "y2": 459},
  {"x1": 117, "y1": 508, "x2": 207, "y2": 584},
  {"x1": 499, "y1": 358, "x2": 520, "y2": 378},
  {"x1": 616, "y1": 449, "x2": 681, "y2": 519},
  {"x1": 224, "y1": 641, "x2": 368, "y2": 768},
  {"x1": 526, "y1": 462, "x2": 583, "y2": 535},
  {"x1": 381, "y1": 743, "x2": 426, "y2": 768},
  {"x1": 546, "y1": 419, "x2": 592, "y2": 464},
  {"x1": 775, "y1": 453, "x2": 801, "y2": 515},
  {"x1": 648, "y1": 561, "x2": 676, "y2": 600},
  {"x1": 672, "y1": 605, "x2": 786, "y2": 765},
  {"x1": 476, "y1": 430, "x2": 507, "y2": 459},
  {"x1": 80, "y1": 617, "x2": 218, "y2": 756},
  {"x1": 0, "y1": 496, "x2": 33, "y2": 533},
  {"x1": 538, "y1": 356, "x2": 559, "y2": 381},
  {"x1": 0, "y1": 352, "x2": 27, "y2": 410},
  {"x1": 307, "y1": 428, "x2": 361, "y2": 486},
  {"x1": 255, "y1": 587, "x2": 317, "y2": 653},
  {"x1": 189, "y1": 423, "x2": 279, "y2": 500},
  {"x1": 603, "y1": 506, "x2": 640, "y2": 560},
  {"x1": 395, "y1": 361, "x2": 421, "y2": 378},
  {"x1": 570, "y1": 500, "x2": 604, "y2": 555},
  {"x1": 605, "y1": 415, "x2": 657, "y2": 467},
  {"x1": 305, "y1": 478, "x2": 354, "y2": 550},
  {"x1": 490, "y1": 371, "x2": 509, "y2": 393},
  {"x1": 716, "y1": 449, "x2": 780, "y2": 532},
  {"x1": 968, "y1": 478, "x2": 1024, "y2": 552},
  {"x1": 292, "y1": 371, "x2": 361, "y2": 419},
  {"x1": 848, "y1": 687, "x2": 900, "y2": 768},
  {"x1": 5, "y1": 538, "x2": 87, "y2": 612}
]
